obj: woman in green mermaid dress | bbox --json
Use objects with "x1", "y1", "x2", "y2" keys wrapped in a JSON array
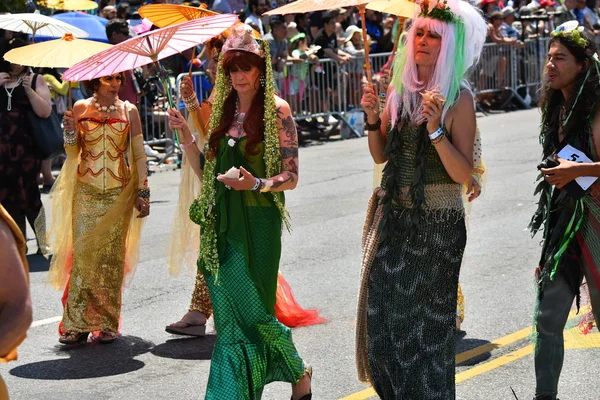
[{"x1": 167, "y1": 24, "x2": 312, "y2": 400}]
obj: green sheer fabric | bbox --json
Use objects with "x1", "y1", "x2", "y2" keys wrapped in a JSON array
[{"x1": 200, "y1": 135, "x2": 305, "y2": 399}]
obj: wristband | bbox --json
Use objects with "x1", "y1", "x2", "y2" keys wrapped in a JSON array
[
  {"x1": 250, "y1": 177, "x2": 261, "y2": 191},
  {"x1": 428, "y1": 127, "x2": 444, "y2": 141},
  {"x1": 25, "y1": 88, "x2": 33, "y2": 96},
  {"x1": 180, "y1": 135, "x2": 196, "y2": 150}
]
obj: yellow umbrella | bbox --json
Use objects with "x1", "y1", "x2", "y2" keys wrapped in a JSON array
[
  {"x1": 3, "y1": 33, "x2": 112, "y2": 107},
  {"x1": 138, "y1": 3, "x2": 219, "y2": 75},
  {"x1": 138, "y1": 4, "x2": 217, "y2": 28},
  {"x1": 367, "y1": 0, "x2": 419, "y2": 18},
  {"x1": 38, "y1": 0, "x2": 99, "y2": 11},
  {"x1": 367, "y1": 0, "x2": 419, "y2": 61}
]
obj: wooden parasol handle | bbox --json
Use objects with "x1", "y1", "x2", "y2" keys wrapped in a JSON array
[
  {"x1": 391, "y1": 18, "x2": 404, "y2": 62},
  {"x1": 188, "y1": 46, "x2": 196, "y2": 78},
  {"x1": 358, "y1": 4, "x2": 373, "y2": 85}
]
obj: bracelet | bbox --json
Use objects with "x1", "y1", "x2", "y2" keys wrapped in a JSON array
[
  {"x1": 137, "y1": 187, "x2": 150, "y2": 200},
  {"x1": 25, "y1": 88, "x2": 33, "y2": 96},
  {"x1": 184, "y1": 100, "x2": 200, "y2": 111},
  {"x1": 250, "y1": 177, "x2": 261, "y2": 191},
  {"x1": 63, "y1": 132, "x2": 77, "y2": 146},
  {"x1": 378, "y1": 92, "x2": 386, "y2": 115},
  {"x1": 180, "y1": 135, "x2": 196, "y2": 149},
  {"x1": 182, "y1": 92, "x2": 197, "y2": 101},
  {"x1": 431, "y1": 135, "x2": 444, "y2": 146},
  {"x1": 428, "y1": 127, "x2": 444, "y2": 141},
  {"x1": 364, "y1": 118, "x2": 382, "y2": 131}
]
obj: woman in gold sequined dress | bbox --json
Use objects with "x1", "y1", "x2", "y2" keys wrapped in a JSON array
[{"x1": 43, "y1": 72, "x2": 149, "y2": 345}]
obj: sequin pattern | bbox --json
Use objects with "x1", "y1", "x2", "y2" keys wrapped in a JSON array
[
  {"x1": 204, "y1": 245, "x2": 305, "y2": 399},
  {"x1": 61, "y1": 181, "x2": 132, "y2": 333},
  {"x1": 189, "y1": 270, "x2": 213, "y2": 317}
]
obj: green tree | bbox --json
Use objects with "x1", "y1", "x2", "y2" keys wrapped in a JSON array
[{"x1": 0, "y1": 0, "x2": 29, "y2": 13}]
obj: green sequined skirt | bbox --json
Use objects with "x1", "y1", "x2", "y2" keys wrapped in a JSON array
[{"x1": 204, "y1": 243, "x2": 305, "y2": 399}]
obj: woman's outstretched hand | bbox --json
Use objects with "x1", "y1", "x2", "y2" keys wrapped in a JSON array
[{"x1": 216, "y1": 166, "x2": 256, "y2": 191}]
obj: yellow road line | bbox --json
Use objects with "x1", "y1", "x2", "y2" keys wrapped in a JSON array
[
  {"x1": 340, "y1": 306, "x2": 593, "y2": 399},
  {"x1": 455, "y1": 326, "x2": 531, "y2": 364},
  {"x1": 339, "y1": 388, "x2": 377, "y2": 400},
  {"x1": 455, "y1": 344, "x2": 535, "y2": 383}
]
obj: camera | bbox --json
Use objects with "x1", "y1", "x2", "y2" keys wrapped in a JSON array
[{"x1": 537, "y1": 154, "x2": 559, "y2": 171}]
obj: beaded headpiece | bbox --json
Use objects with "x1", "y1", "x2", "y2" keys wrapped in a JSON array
[
  {"x1": 221, "y1": 23, "x2": 265, "y2": 58},
  {"x1": 419, "y1": 0, "x2": 458, "y2": 23},
  {"x1": 551, "y1": 21, "x2": 588, "y2": 48}
]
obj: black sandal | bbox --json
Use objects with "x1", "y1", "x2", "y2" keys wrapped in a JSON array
[{"x1": 98, "y1": 330, "x2": 118, "y2": 344}]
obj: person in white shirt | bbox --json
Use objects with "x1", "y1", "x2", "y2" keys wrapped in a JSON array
[{"x1": 244, "y1": 0, "x2": 268, "y2": 36}]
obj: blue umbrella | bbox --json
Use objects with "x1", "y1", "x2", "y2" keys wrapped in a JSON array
[{"x1": 34, "y1": 12, "x2": 109, "y2": 43}]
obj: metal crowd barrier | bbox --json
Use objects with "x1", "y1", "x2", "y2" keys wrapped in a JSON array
[
  {"x1": 139, "y1": 78, "x2": 176, "y2": 165},
  {"x1": 159, "y1": 39, "x2": 553, "y2": 151}
]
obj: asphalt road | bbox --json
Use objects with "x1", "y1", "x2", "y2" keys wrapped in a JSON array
[{"x1": 3, "y1": 109, "x2": 600, "y2": 400}]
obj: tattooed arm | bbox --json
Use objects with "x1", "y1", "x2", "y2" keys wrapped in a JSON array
[{"x1": 265, "y1": 99, "x2": 299, "y2": 192}]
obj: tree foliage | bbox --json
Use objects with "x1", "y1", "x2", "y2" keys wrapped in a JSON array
[{"x1": 0, "y1": 0, "x2": 29, "y2": 13}]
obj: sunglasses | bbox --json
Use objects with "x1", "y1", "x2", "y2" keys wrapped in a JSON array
[{"x1": 100, "y1": 75, "x2": 124, "y2": 84}]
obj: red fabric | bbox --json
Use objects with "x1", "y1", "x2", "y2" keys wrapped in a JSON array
[{"x1": 274, "y1": 273, "x2": 327, "y2": 328}]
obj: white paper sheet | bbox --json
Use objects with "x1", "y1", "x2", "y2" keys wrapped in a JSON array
[{"x1": 557, "y1": 144, "x2": 598, "y2": 190}]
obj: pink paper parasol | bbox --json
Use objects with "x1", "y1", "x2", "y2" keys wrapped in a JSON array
[
  {"x1": 62, "y1": 13, "x2": 239, "y2": 81},
  {"x1": 62, "y1": 13, "x2": 239, "y2": 144}
]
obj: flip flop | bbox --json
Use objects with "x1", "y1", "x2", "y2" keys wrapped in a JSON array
[{"x1": 165, "y1": 321, "x2": 206, "y2": 337}]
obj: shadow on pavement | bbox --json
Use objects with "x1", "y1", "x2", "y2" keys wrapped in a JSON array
[
  {"x1": 151, "y1": 335, "x2": 216, "y2": 360},
  {"x1": 9, "y1": 335, "x2": 152, "y2": 380},
  {"x1": 455, "y1": 331, "x2": 493, "y2": 366},
  {"x1": 26, "y1": 254, "x2": 50, "y2": 273}
]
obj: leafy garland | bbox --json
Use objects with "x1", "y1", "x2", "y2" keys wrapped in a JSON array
[
  {"x1": 551, "y1": 25, "x2": 589, "y2": 48},
  {"x1": 189, "y1": 39, "x2": 289, "y2": 280},
  {"x1": 419, "y1": 0, "x2": 457, "y2": 23}
]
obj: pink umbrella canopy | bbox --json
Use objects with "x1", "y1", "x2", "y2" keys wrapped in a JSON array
[{"x1": 62, "y1": 13, "x2": 239, "y2": 81}]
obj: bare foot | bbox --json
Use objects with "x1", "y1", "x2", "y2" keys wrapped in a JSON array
[
  {"x1": 168, "y1": 310, "x2": 207, "y2": 328},
  {"x1": 291, "y1": 367, "x2": 312, "y2": 400}
]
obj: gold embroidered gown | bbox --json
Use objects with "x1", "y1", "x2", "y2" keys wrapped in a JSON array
[{"x1": 44, "y1": 114, "x2": 145, "y2": 335}]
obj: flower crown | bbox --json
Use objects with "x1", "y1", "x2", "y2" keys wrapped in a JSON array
[
  {"x1": 551, "y1": 21, "x2": 588, "y2": 48},
  {"x1": 419, "y1": 0, "x2": 457, "y2": 23},
  {"x1": 221, "y1": 23, "x2": 265, "y2": 58}
]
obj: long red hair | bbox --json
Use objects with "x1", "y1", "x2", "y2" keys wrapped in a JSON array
[{"x1": 208, "y1": 50, "x2": 266, "y2": 159}]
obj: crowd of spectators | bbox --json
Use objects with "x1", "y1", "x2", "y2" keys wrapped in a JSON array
[
  {"x1": 476, "y1": 0, "x2": 600, "y2": 109},
  {"x1": 11, "y1": 0, "x2": 600, "y2": 130}
]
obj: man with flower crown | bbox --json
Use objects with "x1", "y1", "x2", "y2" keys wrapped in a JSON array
[{"x1": 529, "y1": 20, "x2": 600, "y2": 400}]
